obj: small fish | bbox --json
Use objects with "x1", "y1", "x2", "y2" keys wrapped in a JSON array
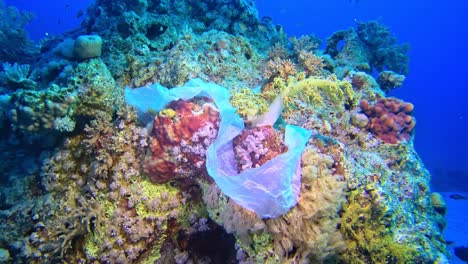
[
  {"x1": 57, "y1": 19, "x2": 61, "y2": 25},
  {"x1": 449, "y1": 194, "x2": 467, "y2": 200},
  {"x1": 76, "y1": 9, "x2": 84, "y2": 19},
  {"x1": 65, "y1": 3, "x2": 70, "y2": 8}
]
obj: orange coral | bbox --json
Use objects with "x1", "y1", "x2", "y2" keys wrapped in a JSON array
[
  {"x1": 298, "y1": 51, "x2": 325, "y2": 77},
  {"x1": 361, "y1": 98, "x2": 415, "y2": 144},
  {"x1": 264, "y1": 57, "x2": 297, "y2": 80}
]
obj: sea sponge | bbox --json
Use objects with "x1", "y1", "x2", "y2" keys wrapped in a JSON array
[
  {"x1": 74, "y1": 35, "x2": 103, "y2": 60},
  {"x1": 144, "y1": 98, "x2": 220, "y2": 183},
  {"x1": 264, "y1": 144, "x2": 347, "y2": 262},
  {"x1": 360, "y1": 98, "x2": 415, "y2": 144}
]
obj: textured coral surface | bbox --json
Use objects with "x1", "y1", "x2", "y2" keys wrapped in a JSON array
[
  {"x1": 361, "y1": 98, "x2": 415, "y2": 144},
  {"x1": 0, "y1": 0, "x2": 448, "y2": 263},
  {"x1": 233, "y1": 125, "x2": 287, "y2": 171},
  {"x1": 145, "y1": 98, "x2": 220, "y2": 183}
]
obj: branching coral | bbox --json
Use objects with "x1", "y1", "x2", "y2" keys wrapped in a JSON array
[
  {"x1": 0, "y1": 1, "x2": 39, "y2": 64},
  {"x1": 357, "y1": 21, "x2": 410, "y2": 75},
  {"x1": 263, "y1": 57, "x2": 297, "y2": 80},
  {"x1": 0, "y1": 62, "x2": 36, "y2": 89},
  {"x1": 325, "y1": 21, "x2": 409, "y2": 77},
  {"x1": 297, "y1": 51, "x2": 325, "y2": 77},
  {"x1": 54, "y1": 197, "x2": 103, "y2": 258}
]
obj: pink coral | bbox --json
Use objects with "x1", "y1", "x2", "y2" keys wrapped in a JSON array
[
  {"x1": 232, "y1": 125, "x2": 288, "y2": 172},
  {"x1": 360, "y1": 98, "x2": 415, "y2": 144},
  {"x1": 144, "y1": 98, "x2": 220, "y2": 183}
]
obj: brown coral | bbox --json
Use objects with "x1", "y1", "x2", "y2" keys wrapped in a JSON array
[
  {"x1": 264, "y1": 57, "x2": 297, "y2": 80},
  {"x1": 298, "y1": 51, "x2": 325, "y2": 77}
]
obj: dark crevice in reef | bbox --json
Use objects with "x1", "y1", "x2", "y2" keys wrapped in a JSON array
[{"x1": 178, "y1": 219, "x2": 237, "y2": 264}]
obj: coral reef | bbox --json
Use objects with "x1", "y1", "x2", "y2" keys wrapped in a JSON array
[
  {"x1": 144, "y1": 98, "x2": 220, "y2": 183},
  {"x1": 325, "y1": 20, "x2": 409, "y2": 78},
  {"x1": 377, "y1": 70, "x2": 406, "y2": 92},
  {"x1": 360, "y1": 98, "x2": 415, "y2": 144},
  {"x1": 232, "y1": 125, "x2": 287, "y2": 171},
  {"x1": 0, "y1": 0, "x2": 39, "y2": 64},
  {"x1": 0, "y1": 0, "x2": 448, "y2": 263}
]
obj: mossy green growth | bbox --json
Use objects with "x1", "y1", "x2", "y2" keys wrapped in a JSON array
[
  {"x1": 286, "y1": 76, "x2": 354, "y2": 109},
  {"x1": 71, "y1": 58, "x2": 122, "y2": 117},
  {"x1": 339, "y1": 189, "x2": 418, "y2": 263},
  {"x1": 83, "y1": 198, "x2": 116, "y2": 259},
  {"x1": 230, "y1": 87, "x2": 269, "y2": 119},
  {"x1": 237, "y1": 231, "x2": 278, "y2": 264},
  {"x1": 138, "y1": 232, "x2": 168, "y2": 264},
  {"x1": 132, "y1": 180, "x2": 180, "y2": 219}
]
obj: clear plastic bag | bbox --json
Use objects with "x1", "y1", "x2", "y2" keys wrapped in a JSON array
[{"x1": 125, "y1": 79, "x2": 311, "y2": 218}]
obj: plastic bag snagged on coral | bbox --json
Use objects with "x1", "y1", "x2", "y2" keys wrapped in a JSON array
[{"x1": 125, "y1": 79, "x2": 312, "y2": 218}]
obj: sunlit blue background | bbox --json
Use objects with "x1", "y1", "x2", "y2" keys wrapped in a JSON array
[{"x1": 4, "y1": 0, "x2": 467, "y2": 191}]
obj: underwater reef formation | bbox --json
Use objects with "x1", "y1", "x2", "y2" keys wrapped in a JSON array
[
  {"x1": 0, "y1": 1, "x2": 39, "y2": 65},
  {"x1": 0, "y1": 0, "x2": 449, "y2": 263}
]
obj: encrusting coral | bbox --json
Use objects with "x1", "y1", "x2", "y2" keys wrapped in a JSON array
[{"x1": 360, "y1": 97, "x2": 415, "y2": 144}]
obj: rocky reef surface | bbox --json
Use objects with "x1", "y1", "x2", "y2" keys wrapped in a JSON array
[{"x1": 0, "y1": 0, "x2": 449, "y2": 263}]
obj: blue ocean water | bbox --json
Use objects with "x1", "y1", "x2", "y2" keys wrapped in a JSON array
[{"x1": 5, "y1": 0, "x2": 467, "y2": 191}]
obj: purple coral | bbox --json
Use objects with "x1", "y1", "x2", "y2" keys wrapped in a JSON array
[{"x1": 232, "y1": 125, "x2": 288, "y2": 172}]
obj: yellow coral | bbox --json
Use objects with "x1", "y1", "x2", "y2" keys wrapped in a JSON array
[
  {"x1": 159, "y1": 108, "x2": 176, "y2": 119},
  {"x1": 339, "y1": 189, "x2": 419, "y2": 263},
  {"x1": 431, "y1": 192, "x2": 447, "y2": 216},
  {"x1": 230, "y1": 88, "x2": 269, "y2": 119},
  {"x1": 283, "y1": 76, "x2": 354, "y2": 110},
  {"x1": 263, "y1": 145, "x2": 347, "y2": 262}
]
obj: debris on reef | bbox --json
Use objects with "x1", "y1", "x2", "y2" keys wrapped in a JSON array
[{"x1": 0, "y1": 0, "x2": 449, "y2": 263}]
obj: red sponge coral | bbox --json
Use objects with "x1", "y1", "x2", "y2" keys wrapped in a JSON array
[
  {"x1": 360, "y1": 98, "x2": 415, "y2": 144},
  {"x1": 144, "y1": 98, "x2": 220, "y2": 183}
]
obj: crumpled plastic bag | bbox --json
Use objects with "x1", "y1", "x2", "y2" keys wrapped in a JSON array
[{"x1": 125, "y1": 79, "x2": 311, "y2": 218}]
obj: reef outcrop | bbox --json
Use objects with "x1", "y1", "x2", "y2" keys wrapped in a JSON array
[{"x1": 0, "y1": 0, "x2": 448, "y2": 263}]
